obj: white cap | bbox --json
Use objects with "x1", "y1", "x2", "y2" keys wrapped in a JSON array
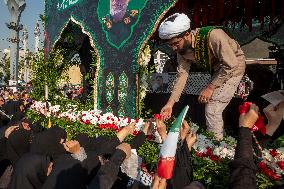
[{"x1": 158, "y1": 13, "x2": 191, "y2": 40}]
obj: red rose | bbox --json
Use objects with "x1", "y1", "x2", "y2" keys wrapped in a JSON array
[
  {"x1": 239, "y1": 102, "x2": 252, "y2": 115},
  {"x1": 195, "y1": 151, "x2": 206, "y2": 158},
  {"x1": 195, "y1": 151, "x2": 204, "y2": 157},
  {"x1": 258, "y1": 162, "x2": 281, "y2": 181},
  {"x1": 269, "y1": 149, "x2": 279, "y2": 158},
  {"x1": 252, "y1": 116, "x2": 266, "y2": 135},
  {"x1": 154, "y1": 114, "x2": 161, "y2": 120},
  {"x1": 258, "y1": 162, "x2": 266, "y2": 170},
  {"x1": 270, "y1": 173, "x2": 281, "y2": 181},
  {"x1": 141, "y1": 162, "x2": 146, "y2": 169},
  {"x1": 146, "y1": 135, "x2": 154, "y2": 140},
  {"x1": 209, "y1": 155, "x2": 218, "y2": 161},
  {"x1": 133, "y1": 130, "x2": 141, "y2": 135},
  {"x1": 206, "y1": 147, "x2": 212, "y2": 156},
  {"x1": 277, "y1": 161, "x2": 284, "y2": 170}
]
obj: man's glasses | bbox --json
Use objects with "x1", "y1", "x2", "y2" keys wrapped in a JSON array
[{"x1": 167, "y1": 38, "x2": 183, "y2": 48}]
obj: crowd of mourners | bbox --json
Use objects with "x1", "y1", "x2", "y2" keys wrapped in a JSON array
[{"x1": 0, "y1": 87, "x2": 283, "y2": 189}]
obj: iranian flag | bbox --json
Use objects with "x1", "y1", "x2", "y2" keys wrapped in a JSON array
[{"x1": 157, "y1": 105, "x2": 189, "y2": 179}]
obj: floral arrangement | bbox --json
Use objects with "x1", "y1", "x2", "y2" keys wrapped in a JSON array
[
  {"x1": 30, "y1": 101, "x2": 162, "y2": 143},
  {"x1": 258, "y1": 148, "x2": 284, "y2": 181},
  {"x1": 30, "y1": 101, "x2": 283, "y2": 185}
]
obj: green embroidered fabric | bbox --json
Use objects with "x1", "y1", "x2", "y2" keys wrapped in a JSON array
[
  {"x1": 194, "y1": 26, "x2": 216, "y2": 73},
  {"x1": 118, "y1": 72, "x2": 128, "y2": 117},
  {"x1": 106, "y1": 73, "x2": 114, "y2": 104}
]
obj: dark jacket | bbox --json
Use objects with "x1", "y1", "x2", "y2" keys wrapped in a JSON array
[
  {"x1": 9, "y1": 153, "x2": 51, "y2": 189},
  {"x1": 229, "y1": 127, "x2": 257, "y2": 189},
  {"x1": 88, "y1": 149, "x2": 127, "y2": 189},
  {"x1": 167, "y1": 141, "x2": 193, "y2": 189}
]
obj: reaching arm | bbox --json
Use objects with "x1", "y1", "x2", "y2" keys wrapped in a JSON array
[
  {"x1": 169, "y1": 54, "x2": 191, "y2": 103},
  {"x1": 89, "y1": 149, "x2": 126, "y2": 189},
  {"x1": 230, "y1": 104, "x2": 259, "y2": 189},
  {"x1": 89, "y1": 143, "x2": 131, "y2": 189}
]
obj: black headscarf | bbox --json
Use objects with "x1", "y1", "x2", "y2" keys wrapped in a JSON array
[
  {"x1": 77, "y1": 134, "x2": 120, "y2": 156},
  {"x1": 9, "y1": 153, "x2": 51, "y2": 189},
  {"x1": 41, "y1": 154, "x2": 87, "y2": 189},
  {"x1": 6, "y1": 128, "x2": 31, "y2": 165},
  {"x1": 2, "y1": 100, "x2": 21, "y2": 117},
  {"x1": 129, "y1": 132, "x2": 146, "y2": 149},
  {"x1": 10, "y1": 111, "x2": 25, "y2": 123},
  {"x1": 21, "y1": 117, "x2": 44, "y2": 134},
  {"x1": 75, "y1": 133, "x2": 95, "y2": 152},
  {"x1": 30, "y1": 126, "x2": 67, "y2": 160}
]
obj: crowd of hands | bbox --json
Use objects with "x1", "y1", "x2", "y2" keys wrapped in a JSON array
[{"x1": 3, "y1": 100, "x2": 284, "y2": 188}]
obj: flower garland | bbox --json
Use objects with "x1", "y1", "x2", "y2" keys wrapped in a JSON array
[
  {"x1": 30, "y1": 101, "x2": 162, "y2": 143},
  {"x1": 30, "y1": 101, "x2": 284, "y2": 181}
]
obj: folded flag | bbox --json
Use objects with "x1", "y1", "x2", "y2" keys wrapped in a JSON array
[{"x1": 157, "y1": 105, "x2": 189, "y2": 179}]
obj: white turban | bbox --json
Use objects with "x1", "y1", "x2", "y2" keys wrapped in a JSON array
[{"x1": 158, "y1": 13, "x2": 191, "y2": 40}]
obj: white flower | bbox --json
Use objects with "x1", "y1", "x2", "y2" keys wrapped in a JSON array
[
  {"x1": 140, "y1": 45, "x2": 151, "y2": 67},
  {"x1": 50, "y1": 105, "x2": 60, "y2": 113}
]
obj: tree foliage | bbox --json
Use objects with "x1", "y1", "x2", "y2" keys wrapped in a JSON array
[{"x1": 30, "y1": 49, "x2": 73, "y2": 101}]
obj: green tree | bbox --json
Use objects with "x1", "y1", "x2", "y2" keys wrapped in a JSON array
[{"x1": 30, "y1": 49, "x2": 73, "y2": 101}]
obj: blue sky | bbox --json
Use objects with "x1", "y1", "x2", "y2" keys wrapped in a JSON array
[{"x1": 0, "y1": 0, "x2": 44, "y2": 51}]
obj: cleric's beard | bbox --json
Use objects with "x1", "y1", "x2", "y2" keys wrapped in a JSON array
[{"x1": 178, "y1": 42, "x2": 192, "y2": 55}]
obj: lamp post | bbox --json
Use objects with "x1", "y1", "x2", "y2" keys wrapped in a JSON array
[
  {"x1": 34, "y1": 22, "x2": 41, "y2": 53},
  {"x1": 22, "y1": 27, "x2": 29, "y2": 83},
  {"x1": 4, "y1": 0, "x2": 26, "y2": 87}
]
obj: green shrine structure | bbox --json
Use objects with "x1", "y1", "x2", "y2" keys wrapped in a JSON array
[{"x1": 45, "y1": 0, "x2": 180, "y2": 118}]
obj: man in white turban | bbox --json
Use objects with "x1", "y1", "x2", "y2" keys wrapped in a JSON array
[{"x1": 158, "y1": 13, "x2": 246, "y2": 140}]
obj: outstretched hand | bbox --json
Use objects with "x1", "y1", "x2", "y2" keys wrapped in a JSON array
[
  {"x1": 5, "y1": 126, "x2": 19, "y2": 138},
  {"x1": 180, "y1": 120, "x2": 190, "y2": 141},
  {"x1": 160, "y1": 104, "x2": 173, "y2": 120},
  {"x1": 116, "y1": 143, "x2": 131, "y2": 159},
  {"x1": 239, "y1": 104, "x2": 259, "y2": 128},
  {"x1": 155, "y1": 119, "x2": 167, "y2": 142},
  {"x1": 126, "y1": 122, "x2": 136, "y2": 134},
  {"x1": 198, "y1": 85, "x2": 215, "y2": 104},
  {"x1": 63, "y1": 140, "x2": 81, "y2": 154},
  {"x1": 152, "y1": 175, "x2": 167, "y2": 189},
  {"x1": 186, "y1": 132, "x2": 197, "y2": 151}
]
